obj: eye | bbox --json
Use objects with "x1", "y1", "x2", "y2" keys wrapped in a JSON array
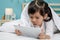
[
  {"x1": 30, "y1": 16, "x2": 33, "y2": 19},
  {"x1": 36, "y1": 17, "x2": 39, "y2": 19}
]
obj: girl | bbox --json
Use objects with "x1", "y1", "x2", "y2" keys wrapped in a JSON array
[{"x1": 15, "y1": 0, "x2": 60, "y2": 39}]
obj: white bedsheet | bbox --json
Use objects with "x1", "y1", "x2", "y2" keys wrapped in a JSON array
[
  {"x1": 52, "y1": 33, "x2": 60, "y2": 40},
  {"x1": 0, "y1": 32, "x2": 60, "y2": 40},
  {"x1": 0, "y1": 32, "x2": 38, "y2": 40}
]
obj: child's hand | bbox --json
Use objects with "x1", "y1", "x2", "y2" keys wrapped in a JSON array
[
  {"x1": 15, "y1": 29, "x2": 22, "y2": 36},
  {"x1": 38, "y1": 33, "x2": 50, "y2": 39}
]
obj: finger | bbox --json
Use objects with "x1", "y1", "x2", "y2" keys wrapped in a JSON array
[
  {"x1": 45, "y1": 35, "x2": 50, "y2": 39},
  {"x1": 18, "y1": 30, "x2": 22, "y2": 34},
  {"x1": 15, "y1": 30, "x2": 22, "y2": 35}
]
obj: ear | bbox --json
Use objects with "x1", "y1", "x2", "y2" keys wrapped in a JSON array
[{"x1": 43, "y1": 14, "x2": 48, "y2": 20}]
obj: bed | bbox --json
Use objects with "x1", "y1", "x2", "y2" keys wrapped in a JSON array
[
  {"x1": 0, "y1": 32, "x2": 60, "y2": 40},
  {"x1": 0, "y1": 32, "x2": 38, "y2": 40},
  {"x1": 0, "y1": 20, "x2": 60, "y2": 40}
]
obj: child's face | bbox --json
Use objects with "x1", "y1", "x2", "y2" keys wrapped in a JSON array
[{"x1": 29, "y1": 11, "x2": 44, "y2": 27}]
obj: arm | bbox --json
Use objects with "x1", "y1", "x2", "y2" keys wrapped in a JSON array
[
  {"x1": 45, "y1": 20, "x2": 54, "y2": 39},
  {"x1": 38, "y1": 20, "x2": 54, "y2": 39}
]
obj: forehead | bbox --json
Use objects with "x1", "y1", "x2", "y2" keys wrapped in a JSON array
[{"x1": 29, "y1": 11, "x2": 41, "y2": 16}]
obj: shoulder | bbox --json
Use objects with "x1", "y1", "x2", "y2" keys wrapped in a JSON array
[{"x1": 45, "y1": 19, "x2": 55, "y2": 28}]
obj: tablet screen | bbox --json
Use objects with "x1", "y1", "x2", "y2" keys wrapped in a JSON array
[{"x1": 14, "y1": 25, "x2": 41, "y2": 38}]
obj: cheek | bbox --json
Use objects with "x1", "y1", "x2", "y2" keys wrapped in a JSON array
[{"x1": 37, "y1": 18, "x2": 43, "y2": 25}]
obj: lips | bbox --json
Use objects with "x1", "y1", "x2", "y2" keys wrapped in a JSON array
[
  {"x1": 33, "y1": 23, "x2": 38, "y2": 27},
  {"x1": 33, "y1": 24, "x2": 36, "y2": 25},
  {"x1": 33, "y1": 23, "x2": 36, "y2": 25},
  {"x1": 33, "y1": 24, "x2": 40, "y2": 27}
]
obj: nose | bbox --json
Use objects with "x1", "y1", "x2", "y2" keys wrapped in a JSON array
[{"x1": 31, "y1": 18, "x2": 36, "y2": 24}]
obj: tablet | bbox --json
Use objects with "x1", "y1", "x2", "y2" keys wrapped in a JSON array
[{"x1": 14, "y1": 25, "x2": 41, "y2": 38}]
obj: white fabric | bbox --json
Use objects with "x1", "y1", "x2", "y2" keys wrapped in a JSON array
[
  {"x1": 0, "y1": 19, "x2": 20, "y2": 33},
  {"x1": 0, "y1": 32, "x2": 38, "y2": 40},
  {"x1": 20, "y1": 3, "x2": 33, "y2": 27},
  {"x1": 45, "y1": 19, "x2": 54, "y2": 38},
  {"x1": 50, "y1": 7, "x2": 60, "y2": 30},
  {"x1": 0, "y1": 32, "x2": 60, "y2": 40},
  {"x1": 52, "y1": 33, "x2": 60, "y2": 40},
  {"x1": 20, "y1": 3, "x2": 60, "y2": 38}
]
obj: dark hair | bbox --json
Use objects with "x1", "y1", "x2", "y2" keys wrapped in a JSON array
[{"x1": 28, "y1": 0, "x2": 52, "y2": 22}]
